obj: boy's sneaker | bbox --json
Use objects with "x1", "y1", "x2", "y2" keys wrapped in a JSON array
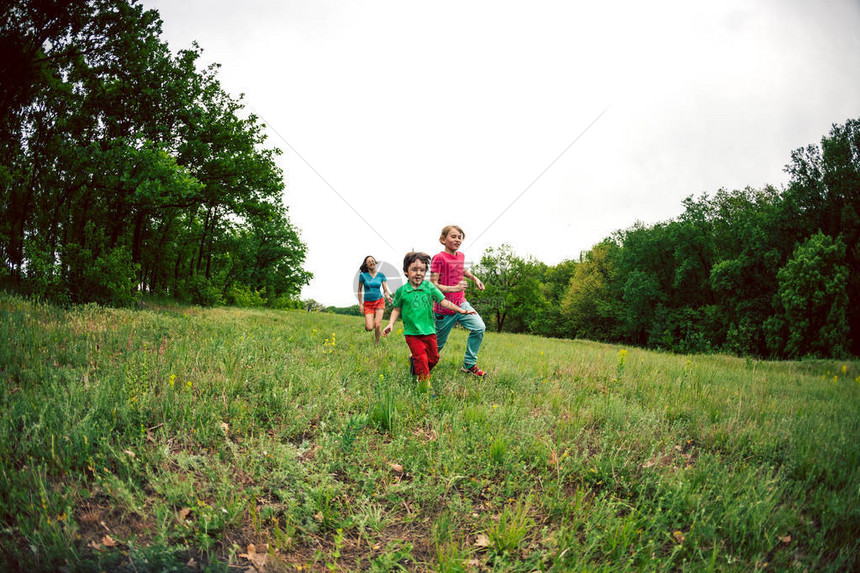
[
  {"x1": 461, "y1": 365, "x2": 485, "y2": 377},
  {"x1": 409, "y1": 356, "x2": 416, "y2": 376}
]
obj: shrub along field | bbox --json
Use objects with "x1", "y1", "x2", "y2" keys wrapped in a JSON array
[{"x1": 1, "y1": 293, "x2": 858, "y2": 571}]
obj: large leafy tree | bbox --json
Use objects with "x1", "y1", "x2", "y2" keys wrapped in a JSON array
[
  {"x1": 532, "y1": 258, "x2": 577, "y2": 338},
  {"x1": 706, "y1": 186, "x2": 786, "y2": 355},
  {"x1": 560, "y1": 241, "x2": 619, "y2": 341},
  {"x1": 783, "y1": 119, "x2": 860, "y2": 354},
  {"x1": 765, "y1": 232, "x2": 850, "y2": 358},
  {"x1": 670, "y1": 195, "x2": 716, "y2": 308},
  {"x1": 612, "y1": 222, "x2": 674, "y2": 345},
  {"x1": 0, "y1": 0, "x2": 310, "y2": 305},
  {"x1": 470, "y1": 244, "x2": 548, "y2": 333},
  {"x1": 1, "y1": 0, "x2": 91, "y2": 278}
]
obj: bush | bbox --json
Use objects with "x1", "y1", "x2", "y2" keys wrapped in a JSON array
[
  {"x1": 270, "y1": 295, "x2": 303, "y2": 310},
  {"x1": 85, "y1": 246, "x2": 139, "y2": 307},
  {"x1": 226, "y1": 283, "x2": 267, "y2": 307},
  {"x1": 185, "y1": 275, "x2": 224, "y2": 307},
  {"x1": 22, "y1": 238, "x2": 66, "y2": 303}
]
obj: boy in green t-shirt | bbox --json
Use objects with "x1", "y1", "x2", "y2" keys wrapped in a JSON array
[{"x1": 383, "y1": 252, "x2": 475, "y2": 384}]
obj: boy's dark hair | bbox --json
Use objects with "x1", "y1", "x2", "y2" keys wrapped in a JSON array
[
  {"x1": 402, "y1": 251, "x2": 431, "y2": 273},
  {"x1": 359, "y1": 255, "x2": 375, "y2": 273}
]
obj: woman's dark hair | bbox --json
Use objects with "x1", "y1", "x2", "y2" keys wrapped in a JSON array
[
  {"x1": 360, "y1": 255, "x2": 375, "y2": 273},
  {"x1": 402, "y1": 251, "x2": 431, "y2": 273}
]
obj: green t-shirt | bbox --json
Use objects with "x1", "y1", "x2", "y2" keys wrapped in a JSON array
[{"x1": 392, "y1": 281, "x2": 446, "y2": 335}]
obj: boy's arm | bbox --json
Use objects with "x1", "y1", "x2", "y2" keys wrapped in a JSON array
[
  {"x1": 439, "y1": 299, "x2": 475, "y2": 315},
  {"x1": 382, "y1": 308, "x2": 401, "y2": 336},
  {"x1": 463, "y1": 270, "x2": 485, "y2": 291},
  {"x1": 430, "y1": 272, "x2": 468, "y2": 293}
]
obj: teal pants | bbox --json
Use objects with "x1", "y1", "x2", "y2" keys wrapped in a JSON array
[{"x1": 434, "y1": 301, "x2": 485, "y2": 368}]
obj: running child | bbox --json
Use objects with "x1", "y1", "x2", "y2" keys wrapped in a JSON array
[
  {"x1": 382, "y1": 252, "x2": 474, "y2": 385},
  {"x1": 430, "y1": 225, "x2": 487, "y2": 376}
]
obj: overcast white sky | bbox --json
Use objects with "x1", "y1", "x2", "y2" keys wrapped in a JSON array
[{"x1": 139, "y1": 0, "x2": 860, "y2": 307}]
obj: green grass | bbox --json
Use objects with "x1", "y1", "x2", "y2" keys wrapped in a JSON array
[{"x1": 1, "y1": 292, "x2": 858, "y2": 571}]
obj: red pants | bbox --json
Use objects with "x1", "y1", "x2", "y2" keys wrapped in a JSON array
[{"x1": 405, "y1": 334, "x2": 439, "y2": 380}]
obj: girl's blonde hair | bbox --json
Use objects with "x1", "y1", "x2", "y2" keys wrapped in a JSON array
[{"x1": 439, "y1": 225, "x2": 465, "y2": 242}]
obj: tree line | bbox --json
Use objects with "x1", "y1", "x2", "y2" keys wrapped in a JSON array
[
  {"x1": 468, "y1": 118, "x2": 859, "y2": 359},
  {"x1": 1, "y1": 0, "x2": 311, "y2": 307},
  {"x1": 3, "y1": 3, "x2": 857, "y2": 359}
]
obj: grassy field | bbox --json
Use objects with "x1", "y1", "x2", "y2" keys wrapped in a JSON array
[{"x1": 1, "y1": 293, "x2": 858, "y2": 572}]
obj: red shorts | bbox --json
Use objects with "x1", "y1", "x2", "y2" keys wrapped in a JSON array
[{"x1": 363, "y1": 298, "x2": 385, "y2": 314}]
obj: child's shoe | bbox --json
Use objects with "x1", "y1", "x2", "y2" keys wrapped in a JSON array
[
  {"x1": 409, "y1": 356, "x2": 416, "y2": 376},
  {"x1": 461, "y1": 365, "x2": 485, "y2": 377}
]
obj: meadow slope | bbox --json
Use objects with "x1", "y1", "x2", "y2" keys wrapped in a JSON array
[{"x1": 1, "y1": 294, "x2": 858, "y2": 571}]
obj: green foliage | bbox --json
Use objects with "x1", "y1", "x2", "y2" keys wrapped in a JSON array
[
  {"x1": 184, "y1": 274, "x2": 225, "y2": 307},
  {"x1": 531, "y1": 258, "x2": 576, "y2": 337},
  {"x1": 560, "y1": 241, "x2": 619, "y2": 341},
  {"x1": 86, "y1": 245, "x2": 140, "y2": 307},
  {"x1": 767, "y1": 232, "x2": 850, "y2": 358},
  {"x1": 21, "y1": 237, "x2": 66, "y2": 304},
  {"x1": 519, "y1": 117, "x2": 859, "y2": 359},
  {"x1": 270, "y1": 294, "x2": 303, "y2": 310},
  {"x1": 0, "y1": 0, "x2": 311, "y2": 308},
  {"x1": 326, "y1": 304, "x2": 362, "y2": 316},
  {"x1": 470, "y1": 244, "x2": 549, "y2": 333},
  {"x1": 537, "y1": 114, "x2": 859, "y2": 360},
  {"x1": 226, "y1": 283, "x2": 267, "y2": 308},
  {"x1": 620, "y1": 270, "x2": 663, "y2": 344}
]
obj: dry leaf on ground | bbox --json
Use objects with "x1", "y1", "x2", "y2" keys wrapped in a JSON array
[{"x1": 239, "y1": 544, "x2": 269, "y2": 571}]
